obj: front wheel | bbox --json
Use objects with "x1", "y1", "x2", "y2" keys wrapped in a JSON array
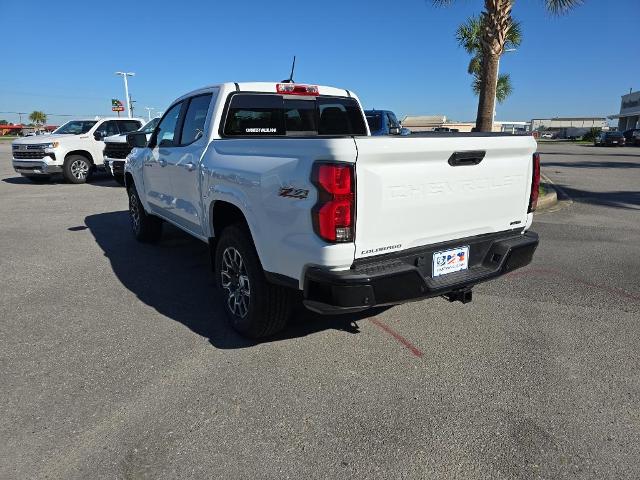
[
  {"x1": 114, "y1": 175, "x2": 126, "y2": 186},
  {"x1": 214, "y1": 225, "x2": 292, "y2": 338},
  {"x1": 128, "y1": 186, "x2": 163, "y2": 243},
  {"x1": 63, "y1": 155, "x2": 91, "y2": 183}
]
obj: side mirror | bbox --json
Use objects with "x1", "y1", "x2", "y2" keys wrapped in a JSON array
[
  {"x1": 389, "y1": 126, "x2": 400, "y2": 135},
  {"x1": 127, "y1": 131, "x2": 148, "y2": 148},
  {"x1": 93, "y1": 131, "x2": 104, "y2": 141}
]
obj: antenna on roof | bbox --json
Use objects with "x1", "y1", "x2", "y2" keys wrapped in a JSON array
[{"x1": 282, "y1": 56, "x2": 296, "y2": 83}]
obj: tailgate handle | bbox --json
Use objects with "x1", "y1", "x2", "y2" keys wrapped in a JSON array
[{"x1": 448, "y1": 150, "x2": 486, "y2": 167}]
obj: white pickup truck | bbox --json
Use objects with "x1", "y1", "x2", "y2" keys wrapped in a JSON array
[
  {"x1": 103, "y1": 117, "x2": 160, "y2": 185},
  {"x1": 12, "y1": 117, "x2": 143, "y2": 183},
  {"x1": 125, "y1": 82, "x2": 540, "y2": 338}
]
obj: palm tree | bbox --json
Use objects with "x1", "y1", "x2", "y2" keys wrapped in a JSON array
[
  {"x1": 434, "y1": 0, "x2": 583, "y2": 131},
  {"x1": 456, "y1": 15, "x2": 521, "y2": 104},
  {"x1": 29, "y1": 111, "x2": 47, "y2": 130}
]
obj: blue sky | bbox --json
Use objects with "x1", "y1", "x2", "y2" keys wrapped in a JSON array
[{"x1": 1, "y1": 0, "x2": 638, "y2": 125}]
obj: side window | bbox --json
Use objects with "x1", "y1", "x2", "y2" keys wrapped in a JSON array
[
  {"x1": 387, "y1": 112, "x2": 399, "y2": 128},
  {"x1": 180, "y1": 94, "x2": 213, "y2": 145},
  {"x1": 317, "y1": 98, "x2": 367, "y2": 136},
  {"x1": 154, "y1": 102, "x2": 183, "y2": 147},
  {"x1": 96, "y1": 121, "x2": 120, "y2": 137},
  {"x1": 366, "y1": 113, "x2": 382, "y2": 132},
  {"x1": 118, "y1": 120, "x2": 142, "y2": 134},
  {"x1": 223, "y1": 94, "x2": 284, "y2": 136}
]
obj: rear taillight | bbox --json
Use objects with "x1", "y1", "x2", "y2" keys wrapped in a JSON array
[
  {"x1": 312, "y1": 163, "x2": 355, "y2": 242},
  {"x1": 528, "y1": 152, "x2": 541, "y2": 212}
]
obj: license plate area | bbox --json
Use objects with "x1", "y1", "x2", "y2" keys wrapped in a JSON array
[{"x1": 432, "y1": 246, "x2": 469, "y2": 278}]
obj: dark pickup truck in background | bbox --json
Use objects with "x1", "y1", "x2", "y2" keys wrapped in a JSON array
[{"x1": 364, "y1": 109, "x2": 411, "y2": 136}]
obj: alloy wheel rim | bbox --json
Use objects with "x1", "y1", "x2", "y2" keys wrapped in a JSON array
[
  {"x1": 71, "y1": 159, "x2": 89, "y2": 179},
  {"x1": 221, "y1": 246, "x2": 251, "y2": 318}
]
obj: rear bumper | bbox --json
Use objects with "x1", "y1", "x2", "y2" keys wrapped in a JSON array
[{"x1": 303, "y1": 230, "x2": 539, "y2": 314}]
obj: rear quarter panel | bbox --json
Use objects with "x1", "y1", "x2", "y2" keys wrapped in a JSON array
[{"x1": 202, "y1": 138, "x2": 359, "y2": 286}]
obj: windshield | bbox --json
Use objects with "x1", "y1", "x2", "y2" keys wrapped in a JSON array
[
  {"x1": 141, "y1": 117, "x2": 160, "y2": 134},
  {"x1": 53, "y1": 120, "x2": 97, "y2": 135},
  {"x1": 607, "y1": 132, "x2": 623, "y2": 138},
  {"x1": 365, "y1": 114, "x2": 382, "y2": 131}
]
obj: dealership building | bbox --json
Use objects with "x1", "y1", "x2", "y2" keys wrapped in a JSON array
[{"x1": 609, "y1": 90, "x2": 640, "y2": 131}]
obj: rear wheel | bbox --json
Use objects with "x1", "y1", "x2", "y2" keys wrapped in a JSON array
[
  {"x1": 63, "y1": 155, "x2": 91, "y2": 183},
  {"x1": 128, "y1": 185, "x2": 163, "y2": 243},
  {"x1": 22, "y1": 174, "x2": 51, "y2": 183},
  {"x1": 214, "y1": 225, "x2": 292, "y2": 338}
]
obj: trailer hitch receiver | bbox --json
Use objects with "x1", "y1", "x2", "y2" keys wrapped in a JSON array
[{"x1": 444, "y1": 288, "x2": 473, "y2": 304}]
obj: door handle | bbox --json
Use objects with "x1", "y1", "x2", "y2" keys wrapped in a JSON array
[
  {"x1": 184, "y1": 162, "x2": 196, "y2": 171},
  {"x1": 158, "y1": 159, "x2": 167, "y2": 167},
  {"x1": 448, "y1": 150, "x2": 486, "y2": 166}
]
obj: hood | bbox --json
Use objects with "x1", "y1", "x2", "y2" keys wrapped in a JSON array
[
  {"x1": 12, "y1": 134, "x2": 75, "y2": 145},
  {"x1": 104, "y1": 133, "x2": 128, "y2": 143}
]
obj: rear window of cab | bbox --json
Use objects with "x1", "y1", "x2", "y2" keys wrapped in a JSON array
[{"x1": 222, "y1": 93, "x2": 367, "y2": 137}]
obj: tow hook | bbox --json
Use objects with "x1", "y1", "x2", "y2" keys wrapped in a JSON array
[{"x1": 444, "y1": 288, "x2": 473, "y2": 304}]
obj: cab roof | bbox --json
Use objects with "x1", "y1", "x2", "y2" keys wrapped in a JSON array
[{"x1": 176, "y1": 82, "x2": 354, "y2": 103}]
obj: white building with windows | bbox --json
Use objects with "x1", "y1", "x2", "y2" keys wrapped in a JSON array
[{"x1": 609, "y1": 90, "x2": 640, "y2": 132}]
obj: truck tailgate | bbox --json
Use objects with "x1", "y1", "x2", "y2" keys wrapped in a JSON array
[{"x1": 353, "y1": 135, "x2": 537, "y2": 259}]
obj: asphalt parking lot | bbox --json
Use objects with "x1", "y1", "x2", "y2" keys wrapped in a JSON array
[{"x1": 1, "y1": 141, "x2": 639, "y2": 479}]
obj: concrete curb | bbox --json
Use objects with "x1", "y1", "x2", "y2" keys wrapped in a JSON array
[{"x1": 536, "y1": 174, "x2": 559, "y2": 211}]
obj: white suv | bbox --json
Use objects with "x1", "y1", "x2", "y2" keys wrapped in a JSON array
[{"x1": 12, "y1": 117, "x2": 143, "y2": 183}]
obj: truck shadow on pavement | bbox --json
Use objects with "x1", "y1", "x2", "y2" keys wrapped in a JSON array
[
  {"x1": 84, "y1": 211, "x2": 375, "y2": 349},
  {"x1": 541, "y1": 160, "x2": 640, "y2": 169},
  {"x1": 540, "y1": 151, "x2": 640, "y2": 159},
  {"x1": 553, "y1": 185, "x2": 640, "y2": 210}
]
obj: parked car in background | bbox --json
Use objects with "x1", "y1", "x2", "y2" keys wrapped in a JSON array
[
  {"x1": 622, "y1": 128, "x2": 640, "y2": 144},
  {"x1": 540, "y1": 132, "x2": 554, "y2": 139},
  {"x1": 12, "y1": 117, "x2": 143, "y2": 183},
  {"x1": 434, "y1": 127, "x2": 460, "y2": 133},
  {"x1": 594, "y1": 131, "x2": 625, "y2": 147},
  {"x1": 632, "y1": 130, "x2": 640, "y2": 146},
  {"x1": 125, "y1": 81, "x2": 539, "y2": 339},
  {"x1": 103, "y1": 117, "x2": 160, "y2": 185},
  {"x1": 24, "y1": 131, "x2": 50, "y2": 137},
  {"x1": 364, "y1": 110, "x2": 410, "y2": 136}
]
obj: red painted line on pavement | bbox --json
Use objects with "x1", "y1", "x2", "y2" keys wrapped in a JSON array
[
  {"x1": 370, "y1": 318, "x2": 423, "y2": 358},
  {"x1": 506, "y1": 267, "x2": 640, "y2": 303}
]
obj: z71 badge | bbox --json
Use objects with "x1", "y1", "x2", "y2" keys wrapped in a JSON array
[{"x1": 278, "y1": 187, "x2": 309, "y2": 199}]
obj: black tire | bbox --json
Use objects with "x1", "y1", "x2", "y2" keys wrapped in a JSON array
[
  {"x1": 114, "y1": 175, "x2": 126, "y2": 186},
  {"x1": 63, "y1": 154, "x2": 92, "y2": 184},
  {"x1": 214, "y1": 224, "x2": 292, "y2": 338},
  {"x1": 22, "y1": 174, "x2": 51, "y2": 183},
  {"x1": 128, "y1": 185, "x2": 163, "y2": 243}
]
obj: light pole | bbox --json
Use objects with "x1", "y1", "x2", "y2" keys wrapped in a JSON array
[
  {"x1": 493, "y1": 48, "x2": 517, "y2": 130},
  {"x1": 144, "y1": 107, "x2": 155, "y2": 121},
  {"x1": 115, "y1": 72, "x2": 135, "y2": 118}
]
